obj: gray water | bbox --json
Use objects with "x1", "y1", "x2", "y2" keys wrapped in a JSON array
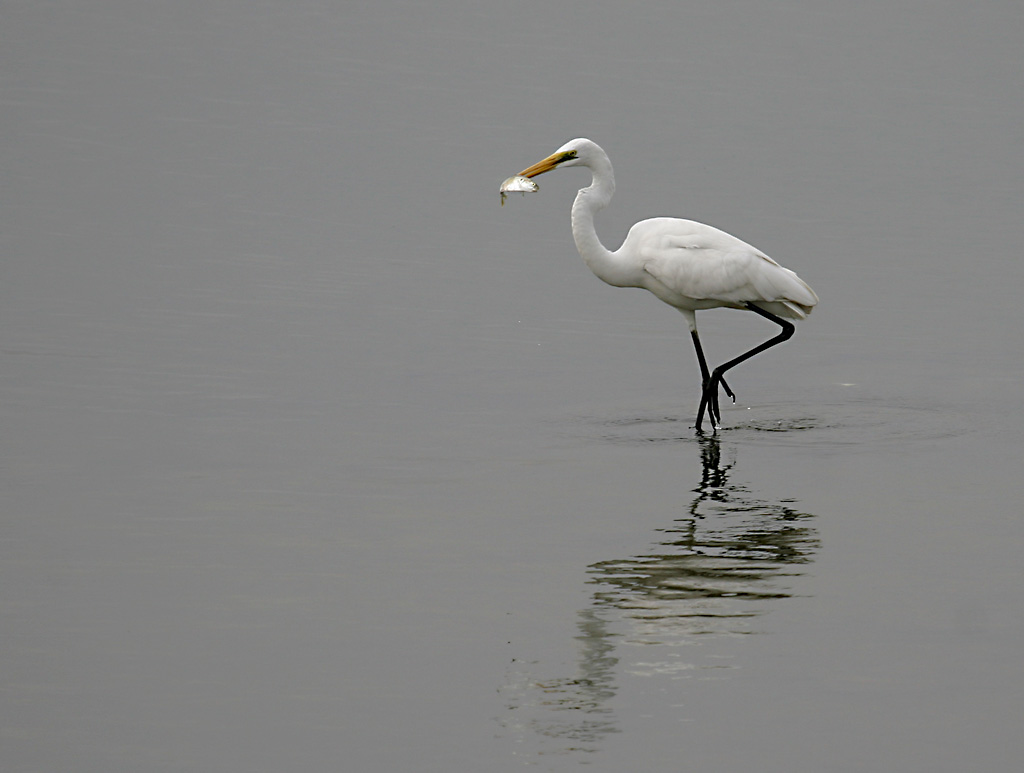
[{"x1": 3, "y1": 2, "x2": 1024, "y2": 771}]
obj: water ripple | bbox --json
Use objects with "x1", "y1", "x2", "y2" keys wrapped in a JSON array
[{"x1": 571, "y1": 396, "x2": 974, "y2": 450}]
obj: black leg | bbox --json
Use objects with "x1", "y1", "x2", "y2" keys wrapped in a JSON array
[
  {"x1": 695, "y1": 304, "x2": 795, "y2": 432},
  {"x1": 690, "y1": 330, "x2": 734, "y2": 426}
]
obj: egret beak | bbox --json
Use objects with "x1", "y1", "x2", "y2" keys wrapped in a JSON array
[{"x1": 519, "y1": 151, "x2": 570, "y2": 179}]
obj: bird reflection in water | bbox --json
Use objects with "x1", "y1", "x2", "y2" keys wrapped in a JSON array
[
  {"x1": 598, "y1": 437, "x2": 819, "y2": 648},
  {"x1": 498, "y1": 436, "x2": 818, "y2": 761}
]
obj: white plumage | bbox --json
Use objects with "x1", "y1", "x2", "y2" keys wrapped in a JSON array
[
  {"x1": 514, "y1": 137, "x2": 818, "y2": 431},
  {"x1": 632, "y1": 217, "x2": 817, "y2": 320}
]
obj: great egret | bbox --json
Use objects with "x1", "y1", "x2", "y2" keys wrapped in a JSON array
[{"x1": 513, "y1": 138, "x2": 818, "y2": 432}]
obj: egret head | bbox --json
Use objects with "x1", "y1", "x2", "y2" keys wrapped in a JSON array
[{"x1": 519, "y1": 138, "x2": 602, "y2": 178}]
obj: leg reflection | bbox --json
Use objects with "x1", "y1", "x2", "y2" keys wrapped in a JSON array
[
  {"x1": 498, "y1": 436, "x2": 819, "y2": 761},
  {"x1": 592, "y1": 436, "x2": 818, "y2": 646}
]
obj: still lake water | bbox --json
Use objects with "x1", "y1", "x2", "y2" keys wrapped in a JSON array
[{"x1": 3, "y1": 1, "x2": 1024, "y2": 771}]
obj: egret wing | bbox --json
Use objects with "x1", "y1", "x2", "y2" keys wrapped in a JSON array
[{"x1": 636, "y1": 218, "x2": 817, "y2": 317}]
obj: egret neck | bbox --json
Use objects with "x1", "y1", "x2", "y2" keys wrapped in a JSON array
[{"x1": 570, "y1": 157, "x2": 636, "y2": 289}]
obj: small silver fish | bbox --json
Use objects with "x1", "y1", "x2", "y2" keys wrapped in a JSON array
[{"x1": 499, "y1": 175, "x2": 538, "y2": 205}]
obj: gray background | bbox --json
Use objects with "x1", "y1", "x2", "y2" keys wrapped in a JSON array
[{"x1": 3, "y1": 1, "x2": 1023, "y2": 771}]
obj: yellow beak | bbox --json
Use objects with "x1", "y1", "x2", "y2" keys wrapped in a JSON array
[{"x1": 518, "y1": 152, "x2": 564, "y2": 179}]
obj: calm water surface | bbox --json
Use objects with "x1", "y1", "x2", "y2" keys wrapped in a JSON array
[{"x1": 3, "y1": 2, "x2": 1023, "y2": 771}]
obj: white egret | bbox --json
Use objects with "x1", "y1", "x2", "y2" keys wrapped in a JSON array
[{"x1": 513, "y1": 138, "x2": 818, "y2": 432}]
